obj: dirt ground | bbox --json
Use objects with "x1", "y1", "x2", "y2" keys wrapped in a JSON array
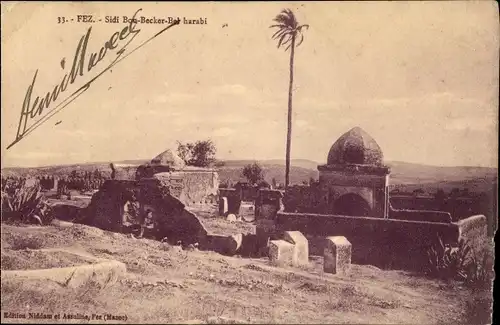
[{"x1": 0, "y1": 205, "x2": 493, "y2": 324}]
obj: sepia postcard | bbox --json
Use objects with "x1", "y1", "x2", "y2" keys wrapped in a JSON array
[{"x1": 1, "y1": 1, "x2": 498, "y2": 324}]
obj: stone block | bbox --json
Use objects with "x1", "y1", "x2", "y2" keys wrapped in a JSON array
[
  {"x1": 324, "y1": 236, "x2": 351, "y2": 275},
  {"x1": 226, "y1": 213, "x2": 237, "y2": 222},
  {"x1": 283, "y1": 231, "x2": 309, "y2": 266},
  {"x1": 269, "y1": 240, "x2": 296, "y2": 266}
]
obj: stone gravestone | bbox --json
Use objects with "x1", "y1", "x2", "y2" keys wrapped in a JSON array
[
  {"x1": 268, "y1": 239, "x2": 296, "y2": 266},
  {"x1": 283, "y1": 231, "x2": 309, "y2": 266},
  {"x1": 52, "y1": 178, "x2": 59, "y2": 191},
  {"x1": 324, "y1": 236, "x2": 352, "y2": 275},
  {"x1": 219, "y1": 197, "x2": 228, "y2": 217},
  {"x1": 238, "y1": 202, "x2": 255, "y2": 218}
]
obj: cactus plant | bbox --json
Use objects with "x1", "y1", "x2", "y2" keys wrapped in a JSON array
[{"x1": 1, "y1": 178, "x2": 52, "y2": 225}]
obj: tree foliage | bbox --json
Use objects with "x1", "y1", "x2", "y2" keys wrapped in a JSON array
[
  {"x1": 177, "y1": 140, "x2": 217, "y2": 167},
  {"x1": 270, "y1": 9, "x2": 309, "y2": 52},
  {"x1": 242, "y1": 162, "x2": 265, "y2": 185}
]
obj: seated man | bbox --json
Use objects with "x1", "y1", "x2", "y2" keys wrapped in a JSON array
[{"x1": 138, "y1": 209, "x2": 155, "y2": 238}]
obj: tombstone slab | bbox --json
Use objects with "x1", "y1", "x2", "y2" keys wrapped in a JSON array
[
  {"x1": 226, "y1": 213, "x2": 237, "y2": 222},
  {"x1": 283, "y1": 231, "x2": 309, "y2": 266},
  {"x1": 219, "y1": 197, "x2": 228, "y2": 216},
  {"x1": 269, "y1": 239, "x2": 296, "y2": 266},
  {"x1": 238, "y1": 202, "x2": 255, "y2": 218},
  {"x1": 324, "y1": 236, "x2": 352, "y2": 275}
]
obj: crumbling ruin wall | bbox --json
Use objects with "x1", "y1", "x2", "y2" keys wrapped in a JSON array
[
  {"x1": 135, "y1": 164, "x2": 171, "y2": 180},
  {"x1": 84, "y1": 177, "x2": 211, "y2": 245},
  {"x1": 152, "y1": 170, "x2": 219, "y2": 207},
  {"x1": 84, "y1": 180, "x2": 140, "y2": 232},
  {"x1": 138, "y1": 177, "x2": 208, "y2": 244}
]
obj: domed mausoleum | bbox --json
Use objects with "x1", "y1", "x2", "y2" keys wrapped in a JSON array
[
  {"x1": 317, "y1": 127, "x2": 391, "y2": 218},
  {"x1": 327, "y1": 127, "x2": 384, "y2": 166}
]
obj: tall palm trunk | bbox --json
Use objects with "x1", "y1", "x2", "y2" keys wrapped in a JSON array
[{"x1": 285, "y1": 35, "x2": 296, "y2": 190}]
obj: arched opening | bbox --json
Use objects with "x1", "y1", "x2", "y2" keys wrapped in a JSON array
[{"x1": 334, "y1": 193, "x2": 371, "y2": 217}]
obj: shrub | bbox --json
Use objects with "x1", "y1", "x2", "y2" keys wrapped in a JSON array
[
  {"x1": 1, "y1": 179, "x2": 53, "y2": 225},
  {"x1": 425, "y1": 237, "x2": 470, "y2": 281},
  {"x1": 425, "y1": 236, "x2": 493, "y2": 288}
]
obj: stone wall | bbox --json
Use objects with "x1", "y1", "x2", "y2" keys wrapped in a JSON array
[
  {"x1": 282, "y1": 185, "x2": 326, "y2": 214},
  {"x1": 272, "y1": 211, "x2": 488, "y2": 270},
  {"x1": 389, "y1": 207, "x2": 452, "y2": 223},
  {"x1": 282, "y1": 182, "x2": 386, "y2": 218},
  {"x1": 143, "y1": 170, "x2": 219, "y2": 207},
  {"x1": 318, "y1": 170, "x2": 388, "y2": 218}
]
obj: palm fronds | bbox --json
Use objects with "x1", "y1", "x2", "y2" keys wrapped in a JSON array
[{"x1": 270, "y1": 8, "x2": 309, "y2": 51}]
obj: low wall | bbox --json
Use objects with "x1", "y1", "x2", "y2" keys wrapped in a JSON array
[
  {"x1": 389, "y1": 208, "x2": 452, "y2": 223},
  {"x1": 276, "y1": 212, "x2": 460, "y2": 245},
  {"x1": 274, "y1": 212, "x2": 470, "y2": 270}
]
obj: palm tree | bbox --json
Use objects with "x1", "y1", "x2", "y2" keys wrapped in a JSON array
[{"x1": 271, "y1": 9, "x2": 308, "y2": 190}]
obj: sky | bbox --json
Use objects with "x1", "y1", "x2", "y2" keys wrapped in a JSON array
[{"x1": 1, "y1": 1, "x2": 499, "y2": 168}]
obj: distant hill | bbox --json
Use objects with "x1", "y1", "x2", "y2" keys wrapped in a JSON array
[
  {"x1": 385, "y1": 161, "x2": 497, "y2": 193},
  {"x1": 217, "y1": 162, "x2": 318, "y2": 186},
  {"x1": 224, "y1": 159, "x2": 320, "y2": 171},
  {"x1": 1, "y1": 159, "x2": 497, "y2": 193}
]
